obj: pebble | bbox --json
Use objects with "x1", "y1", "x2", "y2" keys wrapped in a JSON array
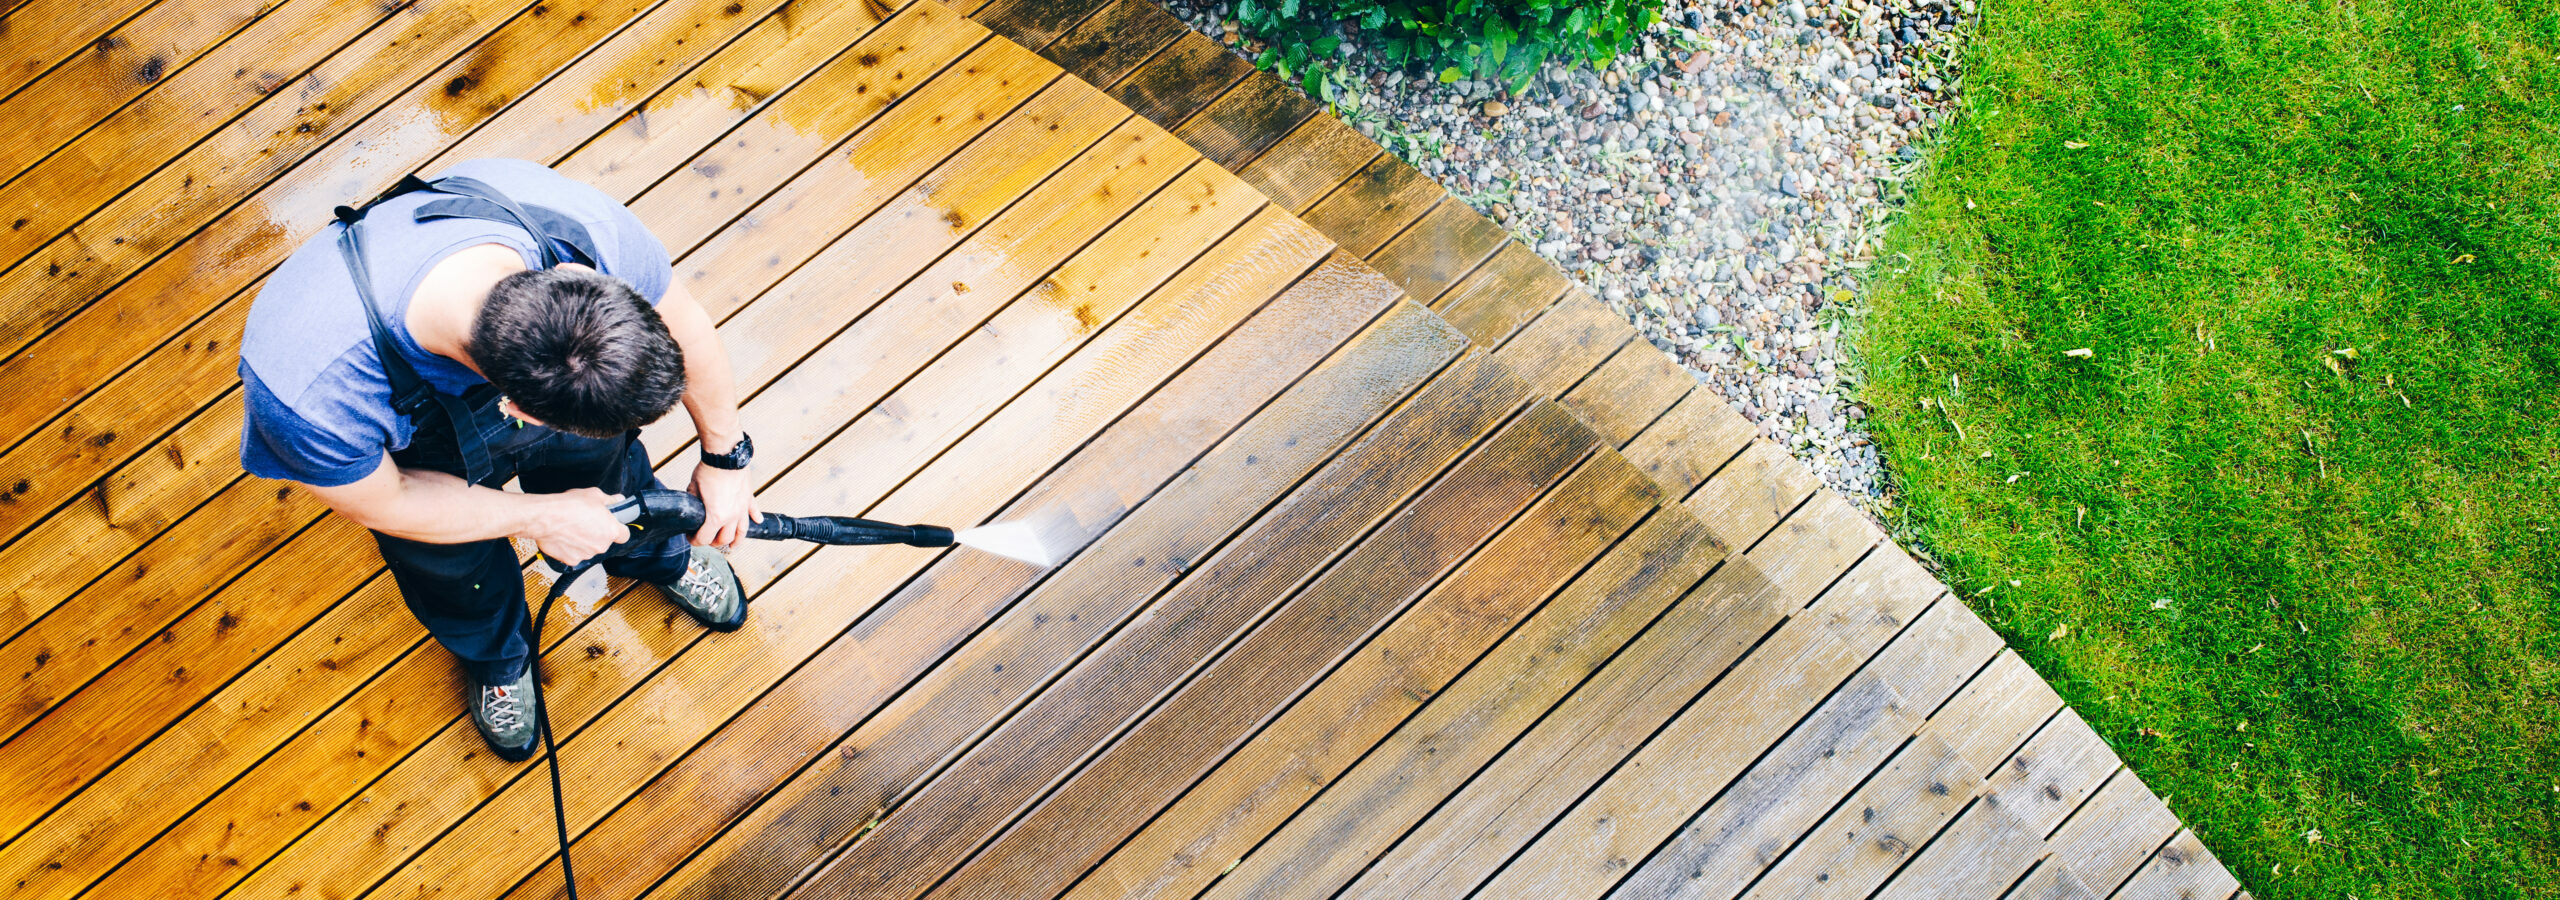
[{"x1": 1159, "y1": 0, "x2": 1971, "y2": 513}]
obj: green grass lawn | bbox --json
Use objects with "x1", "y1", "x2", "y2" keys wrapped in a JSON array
[{"x1": 1860, "y1": 0, "x2": 2560, "y2": 896}]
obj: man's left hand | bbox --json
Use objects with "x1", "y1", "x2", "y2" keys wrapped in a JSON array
[{"x1": 689, "y1": 463, "x2": 760, "y2": 547}]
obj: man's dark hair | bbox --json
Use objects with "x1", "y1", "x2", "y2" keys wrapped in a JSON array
[{"x1": 471, "y1": 267, "x2": 685, "y2": 439}]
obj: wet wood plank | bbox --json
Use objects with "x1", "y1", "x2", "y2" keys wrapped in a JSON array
[
  {"x1": 1346, "y1": 492, "x2": 1883, "y2": 900},
  {"x1": 575, "y1": 279, "x2": 1443, "y2": 900},
  {"x1": 1561, "y1": 340, "x2": 1694, "y2": 448},
  {"x1": 1590, "y1": 563, "x2": 1997, "y2": 900},
  {"x1": 1175, "y1": 68, "x2": 1322, "y2": 170},
  {"x1": 798, "y1": 399, "x2": 1598, "y2": 900},
  {"x1": 1492, "y1": 291, "x2": 1637, "y2": 400},
  {"x1": 721, "y1": 345, "x2": 1531, "y2": 899},
  {"x1": 969, "y1": 0, "x2": 1108, "y2": 50},
  {"x1": 1158, "y1": 507, "x2": 1724, "y2": 900},
  {"x1": 1689, "y1": 439, "x2": 1825, "y2": 550},
  {"x1": 1368, "y1": 198, "x2": 1511, "y2": 304},
  {"x1": 1106, "y1": 28, "x2": 1251, "y2": 130},
  {"x1": 1438, "y1": 240, "x2": 1573, "y2": 344},
  {"x1": 1620, "y1": 388, "x2": 1758, "y2": 499},
  {"x1": 1037, "y1": 0, "x2": 1186, "y2": 89},
  {"x1": 944, "y1": 417, "x2": 1626, "y2": 900},
  {"x1": 1303, "y1": 152, "x2": 1440, "y2": 257},
  {"x1": 1236, "y1": 111, "x2": 1379, "y2": 216}
]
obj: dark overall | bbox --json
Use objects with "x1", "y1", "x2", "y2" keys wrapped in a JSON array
[{"x1": 335, "y1": 176, "x2": 688, "y2": 687}]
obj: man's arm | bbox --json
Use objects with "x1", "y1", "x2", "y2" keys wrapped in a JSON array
[
  {"x1": 655, "y1": 280, "x2": 760, "y2": 547},
  {"x1": 306, "y1": 457, "x2": 629, "y2": 564}
]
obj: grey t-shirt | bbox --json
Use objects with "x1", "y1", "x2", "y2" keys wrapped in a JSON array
[{"x1": 237, "y1": 158, "x2": 674, "y2": 487}]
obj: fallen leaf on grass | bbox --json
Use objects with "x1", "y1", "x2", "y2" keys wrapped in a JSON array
[
  {"x1": 2064, "y1": 347, "x2": 2094, "y2": 358},
  {"x1": 2047, "y1": 623, "x2": 2069, "y2": 641},
  {"x1": 2452, "y1": 253, "x2": 2475, "y2": 264},
  {"x1": 2064, "y1": 140, "x2": 2091, "y2": 149}
]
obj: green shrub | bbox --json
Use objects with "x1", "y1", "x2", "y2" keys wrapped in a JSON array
[{"x1": 1231, "y1": 0, "x2": 1663, "y2": 96}]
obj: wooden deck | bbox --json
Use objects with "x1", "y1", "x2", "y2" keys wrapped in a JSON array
[{"x1": 0, "y1": 0, "x2": 2242, "y2": 898}]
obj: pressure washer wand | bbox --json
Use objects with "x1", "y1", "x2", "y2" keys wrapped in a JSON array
[{"x1": 529, "y1": 489, "x2": 954, "y2": 899}]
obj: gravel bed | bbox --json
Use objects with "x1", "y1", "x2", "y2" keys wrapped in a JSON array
[{"x1": 1158, "y1": 0, "x2": 1972, "y2": 511}]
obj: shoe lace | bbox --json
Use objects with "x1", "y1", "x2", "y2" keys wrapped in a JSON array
[
  {"x1": 676, "y1": 554, "x2": 728, "y2": 602},
  {"x1": 481, "y1": 684, "x2": 525, "y2": 730}
]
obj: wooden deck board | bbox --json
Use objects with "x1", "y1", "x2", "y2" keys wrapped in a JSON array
[{"x1": 0, "y1": 4, "x2": 2241, "y2": 898}]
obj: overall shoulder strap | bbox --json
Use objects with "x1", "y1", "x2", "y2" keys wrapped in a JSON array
[
  {"x1": 333, "y1": 183, "x2": 497, "y2": 484},
  {"x1": 415, "y1": 175, "x2": 605, "y2": 270}
]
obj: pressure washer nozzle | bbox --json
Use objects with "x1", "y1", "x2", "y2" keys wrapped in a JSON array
[{"x1": 906, "y1": 524, "x2": 956, "y2": 547}]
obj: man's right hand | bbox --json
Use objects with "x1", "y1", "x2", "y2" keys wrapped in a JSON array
[{"x1": 527, "y1": 487, "x2": 628, "y2": 566}]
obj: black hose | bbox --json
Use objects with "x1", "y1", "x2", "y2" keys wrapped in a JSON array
[{"x1": 529, "y1": 561, "x2": 591, "y2": 900}]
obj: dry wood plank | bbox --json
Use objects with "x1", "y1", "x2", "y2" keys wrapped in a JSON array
[
  {"x1": 1105, "y1": 28, "x2": 1252, "y2": 131},
  {"x1": 535, "y1": 268, "x2": 1440, "y2": 900},
  {"x1": 2045, "y1": 768, "x2": 2183, "y2": 894},
  {"x1": 1175, "y1": 69, "x2": 1321, "y2": 171},
  {"x1": 1346, "y1": 492, "x2": 1883, "y2": 900},
  {"x1": 1437, "y1": 240, "x2": 1572, "y2": 344},
  {"x1": 797, "y1": 398, "x2": 1597, "y2": 900},
  {"x1": 1036, "y1": 0, "x2": 1187, "y2": 90},
  {"x1": 0, "y1": 47, "x2": 1124, "y2": 896},
  {"x1": 1493, "y1": 290, "x2": 1638, "y2": 400},
  {"x1": 267, "y1": 193, "x2": 1317, "y2": 900},
  {"x1": 1865, "y1": 799, "x2": 2046, "y2": 900},
  {"x1": 0, "y1": 0, "x2": 291, "y2": 186},
  {"x1": 1589, "y1": 562, "x2": 1996, "y2": 900},
  {"x1": 0, "y1": 0, "x2": 985, "y2": 809},
  {"x1": 1235, "y1": 111, "x2": 1378, "y2": 217},
  {"x1": 0, "y1": 0, "x2": 841, "y2": 558},
  {"x1": 0, "y1": 0, "x2": 167, "y2": 99},
  {"x1": 968, "y1": 0, "x2": 1109, "y2": 51},
  {"x1": 696, "y1": 348, "x2": 1537, "y2": 900},
  {"x1": 1136, "y1": 506, "x2": 1725, "y2": 900},
  {"x1": 1688, "y1": 439, "x2": 1823, "y2": 550},
  {"x1": 2005, "y1": 860, "x2": 2103, "y2": 900},
  {"x1": 1561, "y1": 341, "x2": 1694, "y2": 448},
  {"x1": 1741, "y1": 651, "x2": 2063, "y2": 900},
  {"x1": 1978, "y1": 709, "x2": 2119, "y2": 837},
  {"x1": 1366, "y1": 198, "x2": 1511, "y2": 304},
  {"x1": 2110, "y1": 831, "x2": 2240, "y2": 900},
  {"x1": 1620, "y1": 388, "x2": 1757, "y2": 499},
  {"x1": 1302, "y1": 152, "x2": 1440, "y2": 257},
  {"x1": 939, "y1": 414, "x2": 1621, "y2": 900},
  {"x1": 0, "y1": 0, "x2": 552, "y2": 352}
]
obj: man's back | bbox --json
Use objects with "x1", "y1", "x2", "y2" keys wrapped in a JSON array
[{"x1": 238, "y1": 158, "x2": 674, "y2": 488}]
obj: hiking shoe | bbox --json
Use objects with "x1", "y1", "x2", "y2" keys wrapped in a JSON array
[
  {"x1": 472, "y1": 667, "x2": 540, "y2": 763},
  {"x1": 656, "y1": 545, "x2": 746, "y2": 632}
]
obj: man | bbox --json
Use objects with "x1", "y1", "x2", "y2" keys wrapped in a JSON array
[{"x1": 237, "y1": 158, "x2": 759, "y2": 762}]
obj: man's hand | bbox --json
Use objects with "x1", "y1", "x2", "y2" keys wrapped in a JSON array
[
  {"x1": 688, "y1": 463, "x2": 759, "y2": 547},
  {"x1": 525, "y1": 487, "x2": 629, "y2": 566}
]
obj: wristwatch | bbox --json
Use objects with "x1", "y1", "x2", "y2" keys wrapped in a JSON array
[{"x1": 700, "y1": 432, "x2": 753, "y2": 470}]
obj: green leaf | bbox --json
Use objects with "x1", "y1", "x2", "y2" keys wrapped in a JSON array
[
  {"x1": 1306, "y1": 65, "x2": 1326, "y2": 98},
  {"x1": 1237, "y1": 0, "x2": 1256, "y2": 20},
  {"x1": 1439, "y1": 65, "x2": 1463, "y2": 83},
  {"x1": 1280, "y1": 0, "x2": 1298, "y2": 18}
]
